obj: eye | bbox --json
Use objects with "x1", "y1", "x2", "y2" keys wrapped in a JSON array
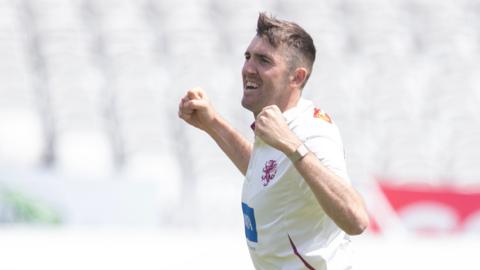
[
  {"x1": 244, "y1": 53, "x2": 250, "y2": 60},
  {"x1": 260, "y1": 56, "x2": 270, "y2": 64}
]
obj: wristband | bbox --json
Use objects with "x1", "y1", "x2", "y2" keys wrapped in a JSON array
[{"x1": 288, "y1": 143, "x2": 309, "y2": 163}]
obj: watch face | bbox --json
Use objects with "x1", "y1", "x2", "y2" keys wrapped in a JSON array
[
  {"x1": 289, "y1": 144, "x2": 309, "y2": 162},
  {"x1": 298, "y1": 144, "x2": 309, "y2": 157}
]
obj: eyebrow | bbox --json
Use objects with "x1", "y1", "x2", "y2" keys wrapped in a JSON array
[{"x1": 245, "y1": 51, "x2": 273, "y2": 62}]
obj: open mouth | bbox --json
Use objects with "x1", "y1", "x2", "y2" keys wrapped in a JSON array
[{"x1": 245, "y1": 80, "x2": 260, "y2": 90}]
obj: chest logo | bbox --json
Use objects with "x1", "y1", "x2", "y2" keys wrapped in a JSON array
[{"x1": 261, "y1": 160, "x2": 278, "y2": 186}]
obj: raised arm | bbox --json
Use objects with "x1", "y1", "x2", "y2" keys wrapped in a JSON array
[
  {"x1": 254, "y1": 105, "x2": 369, "y2": 235},
  {"x1": 178, "y1": 88, "x2": 252, "y2": 175}
]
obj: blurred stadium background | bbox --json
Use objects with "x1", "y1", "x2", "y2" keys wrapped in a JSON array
[{"x1": 1, "y1": 0, "x2": 480, "y2": 269}]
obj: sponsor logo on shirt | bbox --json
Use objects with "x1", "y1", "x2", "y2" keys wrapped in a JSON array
[
  {"x1": 313, "y1": 108, "x2": 332, "y2": 123},
  {"x1": 242, "y1": 203, "x2": 258, "y2": 242},
  {"x1": 261, "y1": 160, "x2": 278, "y2": 186}
]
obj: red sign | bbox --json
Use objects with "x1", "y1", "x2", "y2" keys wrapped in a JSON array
[{"x1": 370, "y1": 181, "x2": 480, "y2": 234}]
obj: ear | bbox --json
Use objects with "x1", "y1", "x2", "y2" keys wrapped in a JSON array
[{"x1": 290, "y1": 67, "x2": 308, "y2": 89}]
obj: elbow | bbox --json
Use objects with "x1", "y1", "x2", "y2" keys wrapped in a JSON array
[
  {"x1": 344, "y1": 213, "x2": 370, "y2": 236},
  {"x1": 345, "y1": 221, "x2": 369, "y2": 236}
]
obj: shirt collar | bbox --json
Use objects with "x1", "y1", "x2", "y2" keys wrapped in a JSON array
[
  {"x1": 282, "y1": 98, "x2": 314, "y2": 124},
  {"x1": 250, "y1": 98, "x2": 313, "y2": 131}
]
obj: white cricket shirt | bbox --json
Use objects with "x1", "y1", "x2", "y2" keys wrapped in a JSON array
[{"x1": 242, "y1": 98, "x2": 353, "y2": 270}]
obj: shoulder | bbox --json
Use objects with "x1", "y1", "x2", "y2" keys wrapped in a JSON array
[{"x1": 293, "y1": 104, "x2": 341, "y2": 141}]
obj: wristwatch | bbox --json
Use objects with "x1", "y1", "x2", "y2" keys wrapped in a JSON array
[{"x1": 288, "y1": 143, "x2": 310, "y2": 163}]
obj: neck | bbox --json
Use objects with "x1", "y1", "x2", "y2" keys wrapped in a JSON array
[
  {"x1": 252, "y1": 89, "x2": 301, "y2": 118},
  {"x1": 282, "y1": 91, "x2": 301, "y2": 112}
]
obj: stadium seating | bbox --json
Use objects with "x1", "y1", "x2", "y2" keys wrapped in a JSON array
[{"x1": 0, "y1": 0, "x2": 479, "y2": 230}]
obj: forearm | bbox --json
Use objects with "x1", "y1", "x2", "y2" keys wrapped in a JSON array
[
  {"x1": 293, "y1": 153, "x2": 369, "y2": 235},
  {"x1": 205, "y1": 115, "x2": 252, "y2": 175},
  {"x1": 252, "y1": 104, "x2": 369, "y2": 234}
]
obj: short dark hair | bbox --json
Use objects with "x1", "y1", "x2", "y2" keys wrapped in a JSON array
[{"x1": 256, "y1": 13, "x2": 316, "y2": 88}]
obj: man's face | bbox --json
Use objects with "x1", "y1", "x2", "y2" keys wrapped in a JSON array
[{"x1": 241, "y1": 35, "x2": 292, "y2": 116}]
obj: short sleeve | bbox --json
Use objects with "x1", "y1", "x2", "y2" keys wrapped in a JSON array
[{"x1": 301, "y1": 123, "x2": 350, "y2": 183}]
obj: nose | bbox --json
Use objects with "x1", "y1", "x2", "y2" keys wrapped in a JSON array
[{"x1": 242, "y1": 58, "x2": 256, "y2": 76}]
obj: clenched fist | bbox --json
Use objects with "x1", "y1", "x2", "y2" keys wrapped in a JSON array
[
  {"x1": 254, "y1": 105, "x2": 302, "y2": 156},
  {"x1": 178, "y1": 87, "x2": 217, "y2": 132}
]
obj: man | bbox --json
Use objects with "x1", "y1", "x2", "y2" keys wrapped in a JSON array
[{"x1": 178, "y1": 13, "x2": 369, "y2": 269}]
